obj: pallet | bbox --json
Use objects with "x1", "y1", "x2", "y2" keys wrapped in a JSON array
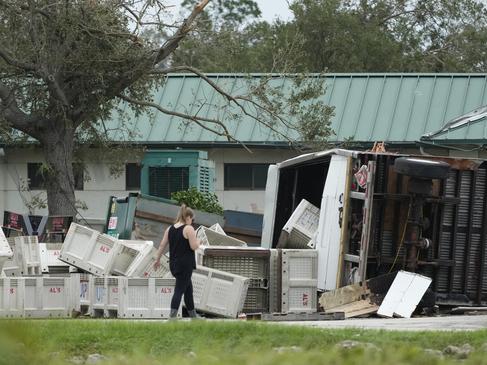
[{"x1": 247, "y1": 311, "x2": 345, "y2": 321}]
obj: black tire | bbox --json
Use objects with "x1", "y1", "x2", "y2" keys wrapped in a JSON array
[{"x1": 393, "y1": 157, "x2": 450, "y2": 179}]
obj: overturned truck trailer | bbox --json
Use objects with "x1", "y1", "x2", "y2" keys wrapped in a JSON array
[{"x1": 262, "y1": 149, "x2": 487, "y2": 306}]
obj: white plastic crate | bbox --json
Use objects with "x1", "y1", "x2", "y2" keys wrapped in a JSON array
[
  {"x1": 196, "y1": 226, "x2": 247, "y2": 247},
  {"x1": 0, "y1": 229, "x2": 13, "y2": 274},
  {"x1": 6, "y1": 236, "x2": 41, "y2": 275},
  {"x1": 192, "y1": 266, "x2": 249, "y2": 318},
  {"x1": 39, "y1": 243, "x2": 75, "y2": 274},
  {"x1": 59, "y1": 223, "x2": 118, "y2": 275},
  {"x1": 125, "y1": 247, "x2": 171, "y2": 278},
  {"x1": 269, "y1": 249, "x2": 280, "y2": 313},
  {"x1": 89, "y1": 276, "x2": 123, "y2": 318},
  {"x1": 68, "y1": 273, "x2": 91, "y2": 314},
  {"x1": 110, "y1": 240, "x2": 153, "y2": 276},
  {"x1": 208, "y1": 223, "x2": 226, "y2": 235},
  {"x1": 153, "y1": 278, "x2": 178, "y2": 318},
  {"x1": 23, "y1": 277, "x2": 73, "y2": 318},
  {"x1": 118, "y1": 277, "x2": 179, "y2": 319},
  {"x1": 282, "y1": 199, "x2": 320, "y2": 249},
  {"x1": 0, "y1": 277, "x2": 24, "y2": 318},
  {"x1": 281, "y1": 249, "x2": 318, "y2": 313}
]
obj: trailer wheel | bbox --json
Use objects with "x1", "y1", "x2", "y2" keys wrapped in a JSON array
[{"x1": 393, "y1": 157, "x2": 450, "y2": 180}]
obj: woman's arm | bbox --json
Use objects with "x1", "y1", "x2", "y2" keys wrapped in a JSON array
[{"x1": 184, "y1": 225, "x2": 200, "y2": 251}]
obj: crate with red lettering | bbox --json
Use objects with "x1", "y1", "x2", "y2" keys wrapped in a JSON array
[
  {"x1": 89, "y1": 276, "x2": 123, "y2": 318},
  {"x1": 110, "y1": 240, "x2": 153, "y2": 276},
  {"x1": 39, "y1": 243, "x2": 75, "y2": 274},
  {"x1": 125, "y1": 247, "x2": 171, "y2": 278},
  {"x1": 24, "y1": 277, "x2": 74, "y2": 318},
  {"x1": 0, "y1": 277, "x2": 24, "y2": 318},
  {"x1": 280, "y1": 249, "x2": 318, "y2": 313},
  {"x1": 59, "y1": 223, "x2": 118, "y2": 275},
  {"x1": 118, "y1": 277, "x2": 178, "y2": 318}
]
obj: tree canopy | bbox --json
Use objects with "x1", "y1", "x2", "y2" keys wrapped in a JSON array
[
  {"x1": 0, "y1": 0, "x2": 332, "y2": 217},
  {"x1": 173, "y1": 0, "x2": 487, "y2": 73}
]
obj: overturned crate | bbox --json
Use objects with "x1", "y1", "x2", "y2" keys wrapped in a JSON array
[
  {"x1": 125, "y1": 247, "x2": 171, "y2": 278},
  {"x1": 192, "y1": 266, "x2": 249, "y2": 318},
  {"x1": 197, "y1": 246, "x2": 271, "y2": 313},
  {"x1": 110, "y1": 240, "x2": 153, "y2": 276},
  {"x1": 59, "y1": 223, "x2": 118, "y2": 276},
  {"x1": 196, "y1": 226, "x2": 247, "y2": 247},
  {"x1": 280, "y1": 249, "x2": 318, "y2": 313}
]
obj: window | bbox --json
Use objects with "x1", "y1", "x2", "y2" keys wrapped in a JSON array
[
  {"x1": 149, "y1": 166, "x2": 189, "y2": 199},
  {"x1": 28, "y1": 163, "x2": 84, "y2": 190},
  {"x1": 125, "y1": 163, "x2": 141, "y2": 190},
  {"x1": 224, "y1": 164, "x2": 269, "y2": 190},
  {"x1": 28, "y1": 163, "x2": 45, "y2": 189}
]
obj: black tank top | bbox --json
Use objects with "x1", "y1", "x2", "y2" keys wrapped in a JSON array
[{"x1": 168, "y1": 224, "x2": 196, "y2": 274}]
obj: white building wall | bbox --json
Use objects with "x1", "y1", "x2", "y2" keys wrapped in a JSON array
[{"x1": 1, "y1": 147, "x2": 297, "y2": 222}]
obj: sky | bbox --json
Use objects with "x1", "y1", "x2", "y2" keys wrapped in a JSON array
[
  {"x1": 167, "y1": 0, "x2": 294, "y2": 22},
  {"x1": 255, "y1": 0, "x2": 294, "y2": 21}
]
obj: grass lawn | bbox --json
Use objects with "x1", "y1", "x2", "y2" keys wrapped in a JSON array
[{"x1": 1, "y1": 319, "x2": 487, "y2": 365}]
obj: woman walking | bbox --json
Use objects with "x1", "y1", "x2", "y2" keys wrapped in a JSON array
[{"x1": 154, "y1": 204, "x2": 200, "y2": 318}]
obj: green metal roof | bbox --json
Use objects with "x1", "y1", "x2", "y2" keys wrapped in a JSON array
[{"x1": 106, "y1": 73, "x2": 487, "y2": 146}]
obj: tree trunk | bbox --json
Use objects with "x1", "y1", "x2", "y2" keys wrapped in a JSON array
[{"x1": 39, "y1": 124, "x2": 77, "y2": 217}]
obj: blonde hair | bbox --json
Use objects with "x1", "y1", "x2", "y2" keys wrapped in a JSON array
[{"x1": 175, "y1": 204, "x2": 194, "y2": 224}]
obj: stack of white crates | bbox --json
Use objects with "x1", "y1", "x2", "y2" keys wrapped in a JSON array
[
  {"x1": 282, "y1": 199, "x2": 320, "y2": 249},
  {"x1": 0, "y1": 229, "x2": 13, "y2": 274}
]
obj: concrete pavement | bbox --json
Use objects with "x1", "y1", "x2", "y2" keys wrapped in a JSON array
[{"x1": 274, "y1": 314, "x2": 487, "y2": 331}]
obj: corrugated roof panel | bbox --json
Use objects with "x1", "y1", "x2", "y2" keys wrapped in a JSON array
[
  {"x1": 369, "y1": 76, "x2": 401, "y2": 141},
  {"x1": 355, "y1": 76, "x2": 385, "y2": 141},
  {"x1": 99, "y1": 73, "x2": 487, "y2": 146},
  {"x1": 388, "y1": 77, "x2": 418, "y2": 141},
  {"x1": 336, "y1": 76, "x2": 369, "y2": 140},
  {"x1": 327, "y1": 76, "x2": 353, "y2": 138},
  {"x1": 405, "y1": 76, "x2": 436, "y2": 141},
  {"x1": 443, "y1": 77, "x2": 470, "y2": 129},
  {"x1": 422, "y1": 77, "x2": 453, "y2": 135}
]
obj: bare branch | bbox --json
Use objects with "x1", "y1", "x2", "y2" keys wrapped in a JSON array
[
  {"x1": 117, "y1": 92, "x2": 252, "y2": 152},
  {"x1": 153, "y1": 0, "x2": 210, "y2": 65},
  {"x1": 155, "y1": 66, "x2": 298, "y2": 144}
]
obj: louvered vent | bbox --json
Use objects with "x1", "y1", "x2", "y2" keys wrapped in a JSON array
[{"x1": 148, "y1": 167, "x2": 189, "y2": 199}]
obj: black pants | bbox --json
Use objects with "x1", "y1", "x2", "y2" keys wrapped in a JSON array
[{"x1": 171, "y1": 270, "x2": 195, "y2": 311}]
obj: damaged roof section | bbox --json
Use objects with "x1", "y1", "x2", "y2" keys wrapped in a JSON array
[{"x1": 421, "y1": 106, "x2": 487, "y2": 146}]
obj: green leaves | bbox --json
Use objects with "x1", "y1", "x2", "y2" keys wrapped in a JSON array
[{"x1": 171, "y1": 187, "x2": 224, "y2": 216}]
